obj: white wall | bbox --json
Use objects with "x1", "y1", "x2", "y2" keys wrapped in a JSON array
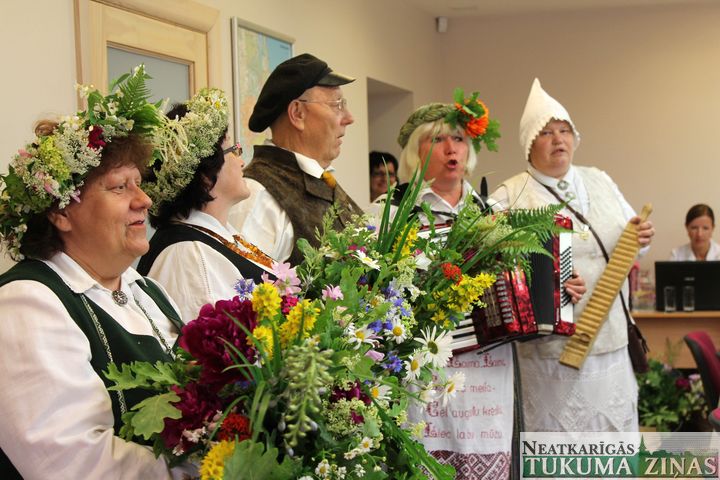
[
  {"x1": 3, "y1": 1, "x2": 720, "y2": 275},
  {"x1": 0, "y1": 0, "x2": 440, "y2": 271},
  {"x1": 434, "y1": 4, "x2": 720, "y2": 271}
]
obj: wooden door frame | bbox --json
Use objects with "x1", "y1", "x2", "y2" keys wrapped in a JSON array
[{"x1": 74, "y1": 0, "x2": 221, "y2": 101}]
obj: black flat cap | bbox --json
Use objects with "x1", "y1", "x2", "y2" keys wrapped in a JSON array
[{"x1": 248, "y1": 53, "x2": 355, "y2": 132}]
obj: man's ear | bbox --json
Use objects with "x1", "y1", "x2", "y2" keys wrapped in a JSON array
[
  {"x1": 47, "y1": 208, "x2": 72, "y2": 233},
  {"x1": 286, "y1": 100, "x2": 306, "y2": 131}
]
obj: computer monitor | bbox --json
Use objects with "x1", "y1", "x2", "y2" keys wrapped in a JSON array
[{"x1": 654, "y1": 261, "x2": 720, "y2": 311}]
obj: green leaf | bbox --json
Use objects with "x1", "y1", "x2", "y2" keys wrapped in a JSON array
[
  {"x1": 222, "y1": 440, "x2": 298, "y2": 480},
  {"x1": 129, "y1": 391, "x2": 181, "y2": 440},
  {"x1": 105, "y1": 363, "x2": 149, "y2": 390}
]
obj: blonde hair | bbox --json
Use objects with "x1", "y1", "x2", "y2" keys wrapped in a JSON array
[{"x1": 397, "y1": 119, "x2": 477, "y2": 184}]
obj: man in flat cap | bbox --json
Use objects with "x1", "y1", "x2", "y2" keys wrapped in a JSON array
[{"x1": 229, "y1": 53, "x2": 363, "y2": 265}]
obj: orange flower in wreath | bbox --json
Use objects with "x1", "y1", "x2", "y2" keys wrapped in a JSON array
[{"x1": 465, "y1": 116, "x2": 489, "y2": 138}]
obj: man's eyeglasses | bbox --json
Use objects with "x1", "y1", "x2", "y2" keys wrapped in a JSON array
[
  {"x1": 298, "y1": 98, "x2": 348, "y2": 112},
  {"x1": 223, "y1": 143, "x2": 243, "y2": 157}
]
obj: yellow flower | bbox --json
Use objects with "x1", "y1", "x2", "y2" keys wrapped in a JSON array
[
  {"x1": 251, "y1": 325, "x2": 274, "y2": 360},
  {"x1": 279, "y1": 299, "x2": 319, "y2": 347},
  {"x1": 38, "y1": 137, "x2": 71, "y2": 181},
  {"x1": 392, "y1": 224, "x2": 419, "y2": 258},
  {"x1": 252, "y1": 283, "x2": 282, "y2": 320},
  {"x1": 431, "y1": 309, "x2": 451, "y2": 328},
  {"x1": 200, "y1": 440, "x2": 235, "y2": 480}
]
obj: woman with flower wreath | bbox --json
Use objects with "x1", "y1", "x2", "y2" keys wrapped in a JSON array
[
  {"x1": 0, "y1": 67, "x2": 193, "y2": 479},
  {"x1": 372, "y1": 91, "x2": 586, "y2": 479},
  {"x1": 137, "y1": 89, "x2": 274, "y2": 322},
  {"x1": 371, "y1": 92, "x2": 512, "y2": 479}
]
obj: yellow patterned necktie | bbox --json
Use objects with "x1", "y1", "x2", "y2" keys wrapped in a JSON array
[{"x1": 321, "y1": 171, "x2": 336, "y2": 189}]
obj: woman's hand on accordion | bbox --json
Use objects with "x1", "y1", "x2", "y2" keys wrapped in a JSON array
[
  {"x1": 630, "y1": 216, "x2": 655, "y2": 247},
  {"x1": 564, "y1": 271, "x2": 587, "y2": 304}
]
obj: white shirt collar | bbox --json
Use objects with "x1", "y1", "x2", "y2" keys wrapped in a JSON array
[
  {"x1": 180, "y1": 210, "x2": 239, "y2": 242},
  {"x1": 43, "y1": 251, "x2": 144, "y2": 295},
  {"x1": 265, "y1": 139, "x2": 332, "y2": 179},
  {"x1": 418, "y1": 179, "x2": 476, "y2": 213}
]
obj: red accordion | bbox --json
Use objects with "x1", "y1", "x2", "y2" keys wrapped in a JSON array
[{"x1": 450, "y1": 214, "x2": 575, "y2": 354}]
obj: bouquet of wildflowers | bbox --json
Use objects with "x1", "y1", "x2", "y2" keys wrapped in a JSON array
[{"x1": 107, "y1": 94, "x2": 564, "y2": 478}]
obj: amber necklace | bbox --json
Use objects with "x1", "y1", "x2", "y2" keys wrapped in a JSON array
[{"x1": 183, "y1": 223, "x2": 274, "y2": 268}]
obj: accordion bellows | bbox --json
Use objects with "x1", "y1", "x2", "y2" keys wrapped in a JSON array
[{"x1": 451, "y1": 214, "x2": 575, "y2": 353}]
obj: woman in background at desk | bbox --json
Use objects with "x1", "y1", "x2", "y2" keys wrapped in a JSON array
[{"x1": 670, "y1": 203, "x2": 720, "y2": 261}]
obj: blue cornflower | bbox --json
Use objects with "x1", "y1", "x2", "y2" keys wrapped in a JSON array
[
  {"x1": 368, "y1": 320, "x2": 384, "y2": 333},
  {"x1": 383, "y1": 352, "x2": 403, "y2": 373},
  {"x1": 234, "y1": 278, "x2": 256, "y2": 300}
]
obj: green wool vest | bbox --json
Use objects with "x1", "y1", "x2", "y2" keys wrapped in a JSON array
[
  {"x1": 244, "y1": 145, "x2": 364, "y2": 265},
  {"x1": 0, "y1": 260, "x2": 183, "y2": 478}
]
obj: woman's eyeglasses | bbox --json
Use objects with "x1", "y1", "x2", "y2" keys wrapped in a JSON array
[{"x1": 223, "y1": 143, "x2": 243, "y2": 157}]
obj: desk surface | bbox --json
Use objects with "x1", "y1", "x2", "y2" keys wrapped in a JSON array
[
  {"x1": 631, "y1": 310, "x2": 720, "y2": 368},
  {"x1": 633, "y1": 310, "x2": 720, "y2": 319}
]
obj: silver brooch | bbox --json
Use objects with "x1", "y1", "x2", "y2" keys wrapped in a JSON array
[
  {"x1": 112, "y1": 290, "x2": 128, "y2": 306},
  {"x1": 557, "y1": 179, "x2": 570, "y2": 191}
]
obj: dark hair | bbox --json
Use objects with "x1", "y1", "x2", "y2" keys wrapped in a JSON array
[
  {"x1": 369, "y1": 151, "x2": 398, "y2": 174},
  {"x1": 149, "y1": 103, "x2": 228, "y2": 228},
  {"x1": 20, "y1": 125, "x2": 152, "y2": 260},
  {"x1": 685, "y1": 203, "x2": 715, "y2": 227}
]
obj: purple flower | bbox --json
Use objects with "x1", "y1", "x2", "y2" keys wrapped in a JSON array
[
  {"x1": 382, "y1": 352, "x2": 403, "y2": 373},
  {"x1": 233, "y1": 278, "x2": 256, "y2": 300},
  {"x1": 180, "y1": 296, "x2": 257, "y2": 389},
  {"x1": 368, "y1": 320, "x2": 384, "y2": 333},
  {"x1": 366, "y1": 225, "x2": 376, "y2": 232},
  {"x1": 676, "y1": 377, "x2": 691, "y2": 391},
  {"x1": 161, "y1": 381, "x2": 223, "y2": 452},
  {"x1": 322, "y1": 284, "x2": 344, "y2": 301},
  {"x1": 330, "y1": 380, "x2": 371, "y2": 405}
]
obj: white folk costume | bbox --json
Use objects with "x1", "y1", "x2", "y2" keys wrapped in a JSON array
[
  {"x1": 138, "y1": 210, "x2": 271, "y2": 322},
  {"x1": 490, "y1": 78, "x2": 640, "y2": 432},
  {"x1": 670, "y1": 240, "x2": 720, "y2": 261},
  {"x1": 0, "y1": 253, "x2": 190, "y2": 479}
]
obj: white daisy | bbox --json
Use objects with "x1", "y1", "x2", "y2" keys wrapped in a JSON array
[
  {"x1": 357, "y1": 436, "x2": 374, "y2": 453},
  {"x1": 353, "y1": 250, "x2": 381, "y2": 270},
  {"x1": 369, "y1": 383, "x2": 391, "y2": 402},
  {"x1": 404, "y1": 352, "x2": 425, "y2": 381},
  {"x1": 414, "y1": 326, "x2": 453, "y2": 368},
  {"x1": 439, "y1": 371, "x2": 466, "y2": 406},
  {"x1": 345, "y1": 323, "x2": 375, "y2": 349},
  {"x1": 315, "y1": 459, "x2": 331, "y2": 478},
  {"x1": 386, "y1": 319, "x2": 408, "y2": 343}
]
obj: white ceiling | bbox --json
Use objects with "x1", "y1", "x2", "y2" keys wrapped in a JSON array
[{"x1": 400, "y1": 0, "x2": 716, "y2": 18}]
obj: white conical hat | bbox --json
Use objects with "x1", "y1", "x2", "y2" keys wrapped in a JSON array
[{"x1": 519, "y1": 78, "x2": 580, "y2": 160}]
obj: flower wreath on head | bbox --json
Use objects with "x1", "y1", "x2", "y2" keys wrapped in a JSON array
[
  {"x1": 143, "y1": 88, "x2": 229, "y2": 213},
  {"x1": 444, "y1": 87, "x2": 501, "y2": 153},
  {"x1": 0, "y1": 65, "x2": 164, "y2": 261},
  {"x1": 396, "y1": 87, "x2": 500, "y2": 153}
]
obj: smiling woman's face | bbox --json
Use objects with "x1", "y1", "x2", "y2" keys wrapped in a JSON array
[
  {"x1": 529, "y1": 119, "x2": 576, "y2": 179},
  {"x1": 53, "y1": 164, "x2": 153, "y2": 272}
]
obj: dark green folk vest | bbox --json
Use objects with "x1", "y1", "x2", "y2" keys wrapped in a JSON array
[
  {"x1": 244, "y1": 145, "x2": 364, "y2": 266},
  {"x1": 0, "y1": 260, "x2": 182, "y2": 479}
]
